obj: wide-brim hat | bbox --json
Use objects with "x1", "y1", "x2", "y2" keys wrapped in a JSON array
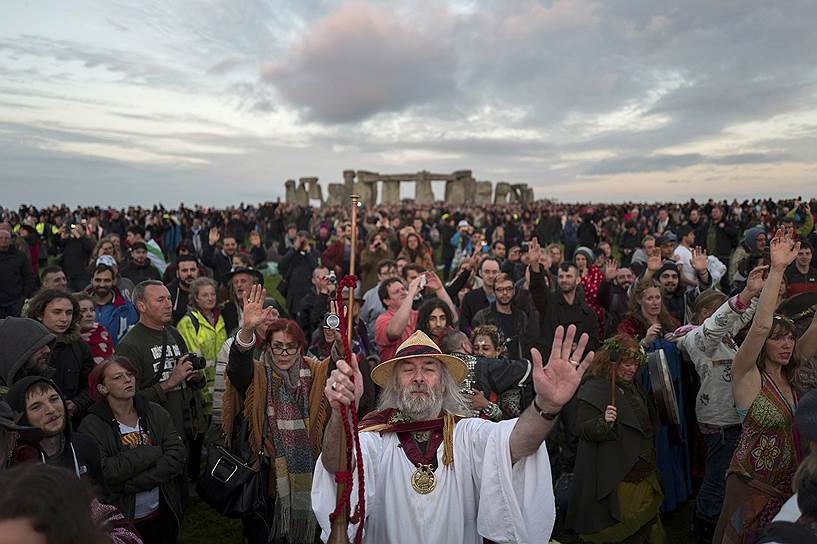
[
  {"x1": 777, "y1": 292, "x2": 817, "y2": 321},
  {"x1": 223, "y1": 266, "x2": 264, "y2": 285},
  {"x1": 370, "y1": 330, "x2": 468, "y2": 388}
]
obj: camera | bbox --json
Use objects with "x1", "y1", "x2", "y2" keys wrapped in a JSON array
[
  {"x1": 323, "y1": 313, "x2": 341, "y2": 330},
  {"x1": 327, "y1": 271, "x2": 337, "y2": 284},
  {"x1": 520, "y1": 241, "x2": 530, "y2": 253},
  {"x1": 185, "y1": 353, "x2": 207, "y2": 371}
]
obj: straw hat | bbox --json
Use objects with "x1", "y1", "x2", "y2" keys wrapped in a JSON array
[{"x1": 370, "y1": 330, "x2": 468, "y2": 388}]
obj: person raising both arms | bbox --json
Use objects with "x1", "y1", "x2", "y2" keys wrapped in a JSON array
[{"x1": 714, "y1": 229, "x2": 817, "y2": 543}]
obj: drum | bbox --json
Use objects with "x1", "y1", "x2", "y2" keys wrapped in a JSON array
[{"x1": 647, "y1": 349, "x2": 680, "y2": 426}]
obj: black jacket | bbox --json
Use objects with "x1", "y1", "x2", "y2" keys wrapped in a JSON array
[
  {"x1": 459, "y1": 287, "x2": 490, "y2": 332},
  {"x1": 0, "y1": 246, "x2": 35, "y2": 305},
  {"x1": 701, "y1": 220, "x2": 739, "y2": 259},
  {"x1": 201, "y1": 244, "x2": 232, "y2": 284},
  {"x1": 79, "y1": 395, "x2": 187, "y2": 525},
  {"x1": 471, "y1": 302, "x2": 532, "y2": 360},
  {"x1": 48, "y1": 333, "x2": 94, "y2": 420},
  {"x1": 58, "y1": 236, "x2": 94, "y2": 281},
  {"x1": 279, "y1": 246, "x2": 319, "y2": 316},
  {"x1": 167, "y1": 281, "x2": 191, "y2": 325},
  {"x1": 119, "y1": 260, "x2": 161, "y2": 285},
  {"x1": 529, "y1": 269, "x2": 600, "y2": 351},
  {"x1": 296, "y1": 287, "x2": 331, "y2": 342}
]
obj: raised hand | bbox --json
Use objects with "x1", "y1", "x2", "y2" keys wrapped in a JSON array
[
  {"x1": 770, "y1": 228, "x2": 800, "y2": 270},
  {"x1": 647, "y1": 248, "x2": 662, "y2": 272},
  {"x1": 691, "y1": 246, "x2": 709, "y2": 274},
  {"x1": 604, "y1": 258, "x2": 619, "y2": 281},
  {"x1": 425, "y1": 271, "x2": 443, "y2": 292},
  {"x1": 744, "y1": 265, "x2": 768, "y2": 297},
  {"x1": 242, "y1": 284, "x2": 275, "y2": 331},
  {"x1": 530, "y1": 325, "x2": 594, "y2": 412},
  {"x1": 208, "y1": 226, "x2": 220, "y2": 246}
]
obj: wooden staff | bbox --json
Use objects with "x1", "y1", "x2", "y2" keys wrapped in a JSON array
[
  {"x1": 328, "y1": 194, "x2": 360, "y2": 544},
  {"x1": 609, "y1": 351, "x2": 619, "y2": 408}
]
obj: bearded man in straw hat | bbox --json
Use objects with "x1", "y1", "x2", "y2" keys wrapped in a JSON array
[{"x1": 312, "y1": 324, "x2": 594, "y2": 543}]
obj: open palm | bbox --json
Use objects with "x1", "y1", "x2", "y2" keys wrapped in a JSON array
[{"x1": 530, "y1": 325, "x2": 594, "y2": 410}]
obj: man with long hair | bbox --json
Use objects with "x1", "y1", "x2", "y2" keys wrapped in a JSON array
[{"x1": 314, "y1": 324, "x2": 594, "y2": 543}]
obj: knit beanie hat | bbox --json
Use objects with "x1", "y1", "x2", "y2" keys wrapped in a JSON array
[{"x1": 573, "y1": 246, "x2": 595, "y2": 264}]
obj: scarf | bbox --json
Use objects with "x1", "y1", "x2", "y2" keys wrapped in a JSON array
[
  {"x1": 266, "y1": 354, "x2": 317, "y2": 543},
  {"x1": 359, "y1": 408, "x2": 458, "y2": 468},
  {"x1": 221, "y1": 350, "x2": 331, "y2": 543}
]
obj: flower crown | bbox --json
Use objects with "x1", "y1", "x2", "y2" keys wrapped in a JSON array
[{"x1": 600, "y1": 337, "x2": 647, "y2": 365}]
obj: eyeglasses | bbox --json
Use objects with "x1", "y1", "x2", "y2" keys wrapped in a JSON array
[
  {"x1": 494, "y1": 286, "x2": 514, "y2": 294},
  {"x1": 270, "y1": 343, "x2": 300, "y2": 355}
]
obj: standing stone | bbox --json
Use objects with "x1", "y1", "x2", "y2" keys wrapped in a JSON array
[
  {"x1": 301, "y1": 177, "x2": 321, "y2": 202},
  {"x1": 343, "y1": 170, "x2": 355, "y2": 191},
  {"x1": 416, "y1": 171, "x2": 435, "y2": 205},
  {"x1": 381, "y1": 180, "x2": 401, "y2": 204},
  {"x1": 445, "y1": 180, "x2": 466, "y2": 205},
  {"x1": 354, "y1": 182, "x2": 375, "y2": 207},
  {"x1": 294, "y1": 180, "x2": 309, "y2": 207},
  {"x1": 326, "y1": 184, "x2": 346, "y2": 207},
  {"x1": 475, "y1": 181, "x2": 493, "y2": 204},
  {"x1": 494, "y1": 182, "x2": 511, "y2": 204},
  {"x1": 285, "y1": 179, "x2": 297, "y2": 204}
]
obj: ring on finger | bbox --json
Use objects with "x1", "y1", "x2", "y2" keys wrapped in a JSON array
[
  {"x1": 330, "y1": 381, "x2": 337, "y2": 391},
  {"x1": 569, "y1": 360, "x2": 580, "y2": 367}
]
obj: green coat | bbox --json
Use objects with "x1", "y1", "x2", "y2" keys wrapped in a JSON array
[{"x1": 565, "y1": 375, "x2": 660, "y2": 535}]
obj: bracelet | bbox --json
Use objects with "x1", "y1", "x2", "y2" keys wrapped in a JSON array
[{"x1": 533, "y1": 398, "x2": 561, "y2": 421}]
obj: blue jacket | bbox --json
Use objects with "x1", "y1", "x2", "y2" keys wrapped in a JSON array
[{"x1": 94, "y1": 288, "x2": 138, "y2": 346}]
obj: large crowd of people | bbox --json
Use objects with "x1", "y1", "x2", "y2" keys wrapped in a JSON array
[{"x1": 1, "y1": 194, "x2": 817, "y2": 544}]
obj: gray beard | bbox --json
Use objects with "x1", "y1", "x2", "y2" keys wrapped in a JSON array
[{"x1": 396, "y1": 383, "x2": 444, "y2": 421}]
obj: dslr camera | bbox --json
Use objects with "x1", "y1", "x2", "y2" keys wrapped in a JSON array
[
  {"x1": 327, "y1": 271, "x2": 338, "y2": 284},
  {"x1": 185, "y1": 353, "x2": 207, "y2": 371}
]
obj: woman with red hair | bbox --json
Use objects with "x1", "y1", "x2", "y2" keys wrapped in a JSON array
[
  {"x1": 567, "y1": 333, "x2": 664, "y2": 542},
  {"x1": 222, "y1": 285, "x2": 331, "y2": 544},
  {"x1": 79, "y1": 356, "x2": 187, "y2": 543}
]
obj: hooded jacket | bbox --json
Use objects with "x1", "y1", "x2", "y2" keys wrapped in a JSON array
[
  {"x1": 48, "y1": 329, "x2": 95, "y2": 420},
  {"x1": 6, "y1": 376, "x2": 103, "y2": 493},
  {"x1": 78, "y1": 394, "x2": 186, "y2": 525},
  {"x1": 728, "y1": 226, "x2": 765, "y2": 285},
  {"x1": 88, "y1": 287, "x2": 139, "y2": 347},
  {"x1": 0, "y1": 317, "x2": 55, "y2": 393}
]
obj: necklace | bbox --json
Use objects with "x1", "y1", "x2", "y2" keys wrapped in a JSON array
[{"x1": 411, "y1": 464, "x2": 436, "y2": 494}]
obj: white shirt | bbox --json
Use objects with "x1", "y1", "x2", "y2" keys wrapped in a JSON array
[
  {"x1": 312, "y1": 418, "x2": 555, "y2": 543},
  {"x1": 673, "y1": 245, "x2": 695, "y2": 289}
]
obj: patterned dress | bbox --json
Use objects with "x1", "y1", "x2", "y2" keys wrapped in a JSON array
[
  {"x1": 580, "y1": 265, "x2": 605, "y2": 331},
  {"x1": 714, "y1": 372, "x2": 804, "y2": 543}
]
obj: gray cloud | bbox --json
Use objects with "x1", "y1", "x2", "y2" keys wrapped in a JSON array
[
  {"x1": 261, "y1": 2, "x2": 458, "y2": 123},
  {"x1": 583, "y1": 151, "x2": 790, "y2": 176}
]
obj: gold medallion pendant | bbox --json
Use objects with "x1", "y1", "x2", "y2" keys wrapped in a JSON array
[{"x1": 411, "y1": 463, "x2": 436, "y2": 494}]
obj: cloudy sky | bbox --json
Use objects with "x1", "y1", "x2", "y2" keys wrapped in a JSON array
[{"x1": 2, "y1": 0, "x2": 816, "y2": 207}]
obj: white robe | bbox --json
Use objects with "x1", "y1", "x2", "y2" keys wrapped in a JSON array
[{"x1": 311, "y1": 418, "x2": 555, "y2": 543}]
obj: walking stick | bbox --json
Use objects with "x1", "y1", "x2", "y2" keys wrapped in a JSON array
[
  {"x1": 328, "y1": 194, "x2": 364, "y2": 544},
  {"x1": 610, "y1": 350, "x2": 618, "y2": 408}
]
